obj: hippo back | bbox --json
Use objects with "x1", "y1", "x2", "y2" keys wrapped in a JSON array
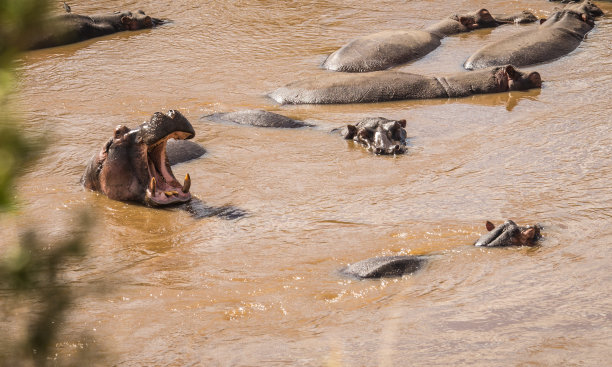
[{"x1": 341, "y1": 255, "x2": 426, "y2": 279}]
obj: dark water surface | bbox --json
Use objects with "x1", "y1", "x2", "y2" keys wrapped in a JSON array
[{"x1": 4, "y1": 0, "x2": 612, "y2": 365}]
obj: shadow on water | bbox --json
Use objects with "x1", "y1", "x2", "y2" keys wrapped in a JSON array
[{"x1": 176, "y1": 197, "x2": 247, "y2": 220}]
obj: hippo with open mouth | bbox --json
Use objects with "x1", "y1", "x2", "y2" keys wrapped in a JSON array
[
  {"x1": 82, "y1": 110, "x2": 196, "y2": 206},
  {"x1": 334, "y1": 117, "x2": 408, "y2": 155}
]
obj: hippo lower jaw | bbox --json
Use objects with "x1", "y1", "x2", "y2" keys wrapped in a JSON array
[{"x1": 144, "y1": 131, "x2": 192, "y2": 206}]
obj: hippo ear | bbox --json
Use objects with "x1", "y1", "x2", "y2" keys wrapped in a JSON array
[
  {"x1": 459, "y1": 16, "x2": 478, "y2": 29},
  {"x1": 398, "y1": 119, "x2": 406, "y2": 128},
  {"x1": 114, "y1": 125, "x2": 130, "y2": 139},
  {"x1": 486, "y1": 221, "x2": 495, "y2": 231},
  {"x1": 504, "y1": 65, "x2": 518, "y2": 80},
  {"x1": 121, "y1": 16, "x2": 134, "y2": 28},
  {"x1": 344, "y1": 124, "x2": 357, "y2": 139}
]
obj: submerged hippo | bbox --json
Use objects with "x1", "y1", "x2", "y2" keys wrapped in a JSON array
[
  {"x1": 474, "y1": 220, "x2": 542, "y2": 247},
  {"x1": 333, "y1": 117, "x2": 407, "y2": 155},
  {"x1": 342, "y1": 219, "x2": 542, "y2": 279},
  {"x1": 82, "y1": 110, "x2": 203, "y2": 206},
  {"x1": 204, "y1": 109, "x2": 312, "y2": 128},
  {"x1": 269, "y1": 65, "x2": 541, "y2": 105},
  {"x1": 28, "y1": 10, "x2": 166, "y2": 50},
  {"x1": 323, "y1": 9, "x2": 537, "y2": 72},
  {"x1": 464, "y1": 3, "x2": 601, "y2": 69},
  {"x1": 341, "y1": 256, "x2": 427, "y2": 279}
]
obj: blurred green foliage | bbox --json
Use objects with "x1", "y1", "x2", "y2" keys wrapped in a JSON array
[
  {"x1": 0, "y1": 1, "x2": 96, "y2": 366},
  {"x1": 0, "y1": 0, "x2": 51, "y2": 210}
]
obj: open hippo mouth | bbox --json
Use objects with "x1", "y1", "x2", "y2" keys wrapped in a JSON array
[
  {"x1": 82, "y1": 110, "x2": 197, "y2": 206},
  {"x1": 141, "y1": 111, "x2": 194, "y2": 206},
  {"x1": 474, "y1": 220, "x2": 542, "y2": 247}
]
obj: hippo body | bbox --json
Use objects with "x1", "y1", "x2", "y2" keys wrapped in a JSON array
[
  {"x1": 322, "y1": 9, "x2": 537, "y2": 72},
  {"x1": 204, "y1": 110, "x2": 312, "y2": 128},
  {"x1": 166, "y1": 139, "x2": 206, "y2": 166},
  {"x1": 341, "y1": 256, "x2": 426, "y2": 279},
  {"x1": 333, "y1": 117, "x2": 408, "y2": 155},
  {"x1": 464, "y1": 9, "x2": 596, "y2": 69},
  {"x1": 269, "y1": 65, "x2": 542, "y2": 105},
  {"x1": 28, "y1": 10, "x2": 165, "y2": 50},
  {"x1": 82, "y1": 110, "x2": 196, "y2": 206}
]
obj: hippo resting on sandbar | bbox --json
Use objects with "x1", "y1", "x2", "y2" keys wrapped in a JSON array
[
  {"x1": 464, "y1": 1, "x2": 602, "y2": 69},
  {"x1": 342, "y1": 220, "x2": 542, "y2": 279},
  {"x1": 82, "y1": 110, "x2": 206, "y2": 206},
  {"x1": 269, "y1": 65, "x2": 541, "y2": 105},
  {"x1": 333, "y1": 117, "x2": 407, "y2": 155},
  {"x1": 323, "y1": 9, "x2": 537, "y2": 72},
  {"x1": 28, "y1": 10, "x2": 166, "y2": 50},
  {"x1": 204, "y1": 109, "x2": 312, "y2": 128}
]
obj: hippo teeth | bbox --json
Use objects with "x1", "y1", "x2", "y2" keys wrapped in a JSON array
[
  {"x1": 182, "y1": 173, "x2": 191, "y2": 193},
  {"x1": 149, "y1": 177, "x2": 156, "y2": 195}
]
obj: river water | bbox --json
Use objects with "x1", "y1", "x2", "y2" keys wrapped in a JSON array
[{"x1": 5, "y1": 0, "x2": 612, "y2": 365}]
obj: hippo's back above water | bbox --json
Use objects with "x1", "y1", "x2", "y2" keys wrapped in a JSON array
[
  {"x1": 341, "y1": 255, "x2": 426, "y2": 279},
  {"x1": 464, "y1": 10, "x2": 595, "y2": 69},
  {"x1": 204, "y1": 110, "x2": 312, "y2": 128},
  {"x1": 323, "y1": 30, "x2": 440, "y2": 72}
]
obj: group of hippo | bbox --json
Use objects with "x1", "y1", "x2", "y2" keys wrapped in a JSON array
[{"x1": 34, "y1": 1, "x2": 603, "y2": 278}]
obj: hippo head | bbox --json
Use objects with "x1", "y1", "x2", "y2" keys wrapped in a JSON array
[
  {"x1": 120, "y1": 10, "x2": 155, "y2": 30},
  {"x1": 340, "y1": 117, "x2": 407, "y2": 155},
  {"x1": 474, "y1": 220, "x2": 542, "y2": 247},
  {"x1": 456, "y1": 9, "x2": 498, "y2": 30},
  {"x1": 495, "y1": 65, "x2": 542, "y2": 92},
  {"x1": 82, "y1": 110, "x2": 195, "y2": 206},
  {"x1": 541, "y1": 9, "x2": 595, "y2": 28},
  {"x1": 564, "y1": 0, "x2": 603, "y2": 19}
]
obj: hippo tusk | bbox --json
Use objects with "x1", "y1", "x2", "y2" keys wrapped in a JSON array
[
  {"x1": 149, "y1": 177, "x2": 156, "y2": 195},
  {"x1": 182, "y1": 173, "x2": 191, "y2": 193}
]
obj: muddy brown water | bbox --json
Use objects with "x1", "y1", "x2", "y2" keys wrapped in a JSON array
[{"x1": 2, "y1": 0, "x2": 611, "y2": 365}]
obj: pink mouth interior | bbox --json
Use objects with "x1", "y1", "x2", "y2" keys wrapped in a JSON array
[{"x1": 145, "y1": 132, "x2": 192, "y2": 205}]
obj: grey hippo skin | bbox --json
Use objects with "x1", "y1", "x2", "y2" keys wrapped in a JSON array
[
  {"x1": 204, "y1": 109, "x2": 312, "y2": 128},
  {"x1": 464, "y1": 1, "x2": 602, "y2": 69},
  {"x1": 474, "y1": 220, "x2": 542, "y2": 247},
  {"x1": 333, "y1": 117, "x2": 408, "y2": 155},
  {"x1": 82, "y1": 110, "x2": 204, "y2": 206},
  {"x1": 166, "y1": 139, "x2": 206, "y2": 166},
  {"x1": 269, "y1": 65, "x2": 542, "y2": 105},
  {"x1": 341, "y1": 256, "x2": 427, "y2": 279},
  {"x1": 28, "y1": 10, "x2": 166, "y2": 50},
  {"x1": 322, "y1": 9, "x2": 537, "y2": 72}
]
